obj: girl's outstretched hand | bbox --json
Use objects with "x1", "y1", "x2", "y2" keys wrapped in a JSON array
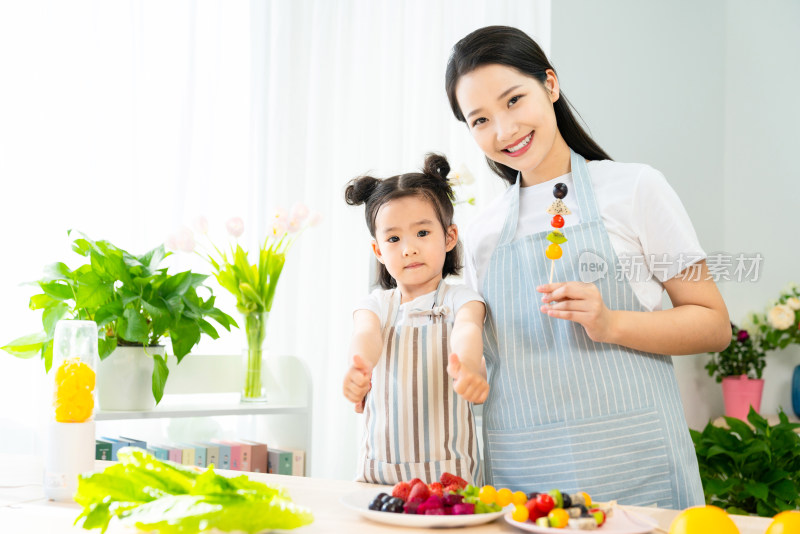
[
  {"x1": 537, "y1": 281, "x2": 617, "y2": 343},
  {"x1": 447, "y1": 353, "x2": 489, "y2": 404},
  {"x1": 343, "y1": 354, "x2": 372, "y2": 413}
]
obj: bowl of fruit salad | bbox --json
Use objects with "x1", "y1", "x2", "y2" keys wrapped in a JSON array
[{"x1": 340, "y1": 473, "x2": 507, "y2": 528}]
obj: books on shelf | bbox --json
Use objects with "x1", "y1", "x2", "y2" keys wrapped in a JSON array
[
  {"x1": 267, "y1": 448, "x2": 292, "y2": 475},
  {"x1": 96, "y1": 435, "x2": 304, "y2": 475}
]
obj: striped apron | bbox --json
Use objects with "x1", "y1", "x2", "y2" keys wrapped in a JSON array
[
  {"x1": 356, "y1": 280, "x2": 482, "y2": 485},
  {"x1": 480, "y1": 150, "x2": 703, "y2": 508}
]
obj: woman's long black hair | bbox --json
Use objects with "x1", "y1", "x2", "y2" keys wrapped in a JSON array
[{"x1": 445, "y1": 25, "x2": 611, "y2": 185}]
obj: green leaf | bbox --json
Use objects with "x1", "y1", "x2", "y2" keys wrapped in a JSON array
[
  {"x1": 724, "y1": 417, "x2": 755, "y2": 441},
  {"x1": 152, "y1": 353, "x2": 169, "y2": 405},
  {"x1": 40, "y1": 281, "x2": 74, "y2": 301},
  {"x1": 1, "y1": 332, "x2": 47, "y2": 359},
  {"x1": 118, "y1": 308, "x2": 150, "y2": 344},
  {"x1": 94, "y1": 299, "x2": 123, "y2": 328},
  {"x1": 42, "y1": 302, "x2": 71, "y2": 337},
  {"x1": 41, "y1": 262, "x2": 73, "y2": 282},
  {"x1": 743, "y1": 481, "x2": 769, "y2": 501},
  {"x1": 161, "y1": 271, "x2": 192, "y2": 298},
  {"x1": 43, "y1": 340, "x2": 53, "y2": 372},
  {"x1": 771, "y1": 479, "x2": 799, "y2": 502},
  {"x1": 75, "y1": 271, "x2": 114, "y2": 310},
  {"x1": 97, "y1": 336, "x2": 117, "y2": 359},
  {"x1": 196, "y1": 318, "x2": 220, "y2": 340},
  {"x1": 29, "y1": 293, "x2": 58, "y2": 310},
  {"x1": 139, "y1": 245, "x2": 166, "y2": 271},
  {"x1": 169, "y1": 323, "x2": 200, "y2": 361}
]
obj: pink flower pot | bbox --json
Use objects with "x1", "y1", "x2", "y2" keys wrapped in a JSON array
[{"x1": 721, "y1": 375, "x2": 764, "y2": 420}]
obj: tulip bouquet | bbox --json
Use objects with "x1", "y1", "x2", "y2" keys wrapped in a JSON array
[{"x1": 170, "y1": 205, "x2": 319, "y2": 402}]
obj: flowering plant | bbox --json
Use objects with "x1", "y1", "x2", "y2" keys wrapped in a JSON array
[
  {"x1": 706, "y1": 283, "x2": 800, "y2": 383},
  {"x1": 751, "y1": 283, "x2": 800, "y2": 351},
  {"x1": 171, "y1": 205, "x2": 318, "y2": 401},
  {"x1": 447, "y1": 164, "x2": 476, "y2": 206},
  {"x1": 705, "y1": 323, "x2": 767, "y2": 382}
]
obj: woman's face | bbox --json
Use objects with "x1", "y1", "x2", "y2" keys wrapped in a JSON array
[{"x1": 455, "y1": 64, "x2": 568, "y2": 185}]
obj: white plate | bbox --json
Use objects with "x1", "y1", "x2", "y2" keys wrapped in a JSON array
[
  {"x1": 504, "y1": 507, "x2": 659, "y2": 534},
  {"x1": 340, "y1": 489, "x2": 506, "y2": 528}
]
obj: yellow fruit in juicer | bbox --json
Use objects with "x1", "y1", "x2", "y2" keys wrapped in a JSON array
[
  {"x1": 53, "y1": 357, "x2": 96, "y2": 423},
  {"x1": 668, "y1": 505, "x2": 739, "y2": 534},
  {"x1": 766, "y1": 511, "x2": 800, "y2": 534}
]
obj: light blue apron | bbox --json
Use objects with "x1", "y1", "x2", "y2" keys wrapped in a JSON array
[{"x1": 480, "y1": 150, "x2": 703, "y2": 508}]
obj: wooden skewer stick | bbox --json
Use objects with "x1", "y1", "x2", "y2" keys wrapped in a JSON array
[{"x1": 549, "y1": 259, "x2": 555, "y2": 284}]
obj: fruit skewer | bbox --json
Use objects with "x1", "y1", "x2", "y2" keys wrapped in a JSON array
[{"x1": 546, "y1": 182, "x2": 570, "y2": 284}]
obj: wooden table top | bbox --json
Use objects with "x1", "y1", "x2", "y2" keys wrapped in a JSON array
[{"x1": 0, "y1": 455, "x2": 773, "y2": 533}]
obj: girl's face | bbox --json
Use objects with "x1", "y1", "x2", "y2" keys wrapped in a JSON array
[
  {"x1": 455, "y1": 64, "x2": 570, "y2": 185},
  {"x1": 371, "y1": 195, "x2": 457, "y2": 301}
]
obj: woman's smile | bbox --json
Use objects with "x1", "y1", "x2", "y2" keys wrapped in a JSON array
[{"x1": 502, "y1": 131, "x2": 534, "y2": 157}]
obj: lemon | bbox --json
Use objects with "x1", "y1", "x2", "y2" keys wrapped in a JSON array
[
  {"x1": 668, "y1": 505, "x2": 739, "y2": 534},
  {"x1": 766, "y1": 511, "x2": 800, "y2": 534}
]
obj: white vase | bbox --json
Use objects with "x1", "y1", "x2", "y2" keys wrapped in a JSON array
[{"x1": 96, "y1": 345, "x2": 165, "y2": 411}]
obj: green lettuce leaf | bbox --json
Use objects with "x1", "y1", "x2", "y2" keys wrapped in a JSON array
[{"x1": 75, "y1": 448, "x2": 313, "y2": 533}]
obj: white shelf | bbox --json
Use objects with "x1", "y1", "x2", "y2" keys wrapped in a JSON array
[{"x1": 95, "y1": 393, "x2": 308, "y2": 421}]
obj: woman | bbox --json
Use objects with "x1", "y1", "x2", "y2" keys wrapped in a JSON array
[{"x1": 445, "y1": 25, "x2": 729, "y2": 508}]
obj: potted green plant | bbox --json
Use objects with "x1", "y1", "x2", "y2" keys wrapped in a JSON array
[
  {"x1": 691, "y1": 407, "x2": 800, "y2": 516},
  {"x1": 1, "y1": 231, "x2": 237, "y2": 409},
  {"x1": 705, "y1": 323, "x2": 767, "y2": 420}
]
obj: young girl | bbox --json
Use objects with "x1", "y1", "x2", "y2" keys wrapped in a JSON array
[
  {"x1": 444, "y1": 26, "x2": 730, "y2": 508},
  {"x1": 342, "y1": 154, "x2": 488, "y2": 485}
]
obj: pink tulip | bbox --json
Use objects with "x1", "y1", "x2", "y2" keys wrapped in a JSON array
[
  {"x1": 165, "y1": 234, "x2": 179, "y2": 251},
  {"x1": 290, "y1": 202, "x2": 309, "y2": 222},
  {"x1": 226, "y1": 217, "x2": 245, "y2": 238},
  {"x1": 271, "y1": 217, "x2": 289, "y2": 237},
  {"x1": 175, "y1": 227, "x2": 196, "y2": 253},
  {"x1": 193, "y1": 215, "x2": 209, "y2": 235},
  {"x1": 308, "y1": 212, "x2": 323, "y2": 227}
]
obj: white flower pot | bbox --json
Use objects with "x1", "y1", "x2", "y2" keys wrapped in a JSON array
[{"x1": 96, "y1": 345, "x2": 165, "y2": 411}]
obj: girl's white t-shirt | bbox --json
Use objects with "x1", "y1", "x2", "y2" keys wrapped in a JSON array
[
  {"x1": 463, "y1": 160, "x2": 706, "y2": 312},
  {"x1": 355, "y1": 283, "x2": 485, "y2": 328}
]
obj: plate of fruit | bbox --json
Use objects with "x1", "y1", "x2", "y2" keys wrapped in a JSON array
[
  {"x1": 340, "y1": 473, "x2": 506, "y2": 528},
  {"x1": 503, "y1": 489, "x2": 658, "y2": 533}
]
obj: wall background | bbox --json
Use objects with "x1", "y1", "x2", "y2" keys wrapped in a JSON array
[{"x1": 551, "y1": 0, "x2": 800, "y2": 428}]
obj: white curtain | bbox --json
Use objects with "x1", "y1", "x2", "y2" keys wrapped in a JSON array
[{"x1": 0, "y1": 0, "x2": 549, "y2": 479}]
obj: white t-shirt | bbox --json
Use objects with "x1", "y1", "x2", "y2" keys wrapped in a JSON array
[
  {"x1": 355, "y1": 283, "x2": 485, "y2": 328},
  {"x1": 463, "y1": 160, "x2": 706, "y2": 312}
]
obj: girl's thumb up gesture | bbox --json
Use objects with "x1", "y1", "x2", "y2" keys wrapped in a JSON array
[
  {"x1": 344, "y1": 354, "x2": 373, "y2": 413},
  {"x1": 447, "y1": 353, "x2": 489, "y2": 404}
]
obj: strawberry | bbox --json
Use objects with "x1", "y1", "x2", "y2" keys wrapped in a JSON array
[
  {"x1": 408, "y1": 477, "x2": 424, "y2": 488},
  {"x1": 407, "y1": 482, "x2": 431, "y2": 502},
  {"x1": 439, "y1": 472, "x2": 467, "y2": 490},
  {"x1": 392, "y1": 481, "x2": 411, "y2": 501},
  {"x1": 428, "y1": 482, "x2": 444, "y2": 497},
  {"x1": 444, "y1": 483, "x2": 461, "y2": 494}
]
